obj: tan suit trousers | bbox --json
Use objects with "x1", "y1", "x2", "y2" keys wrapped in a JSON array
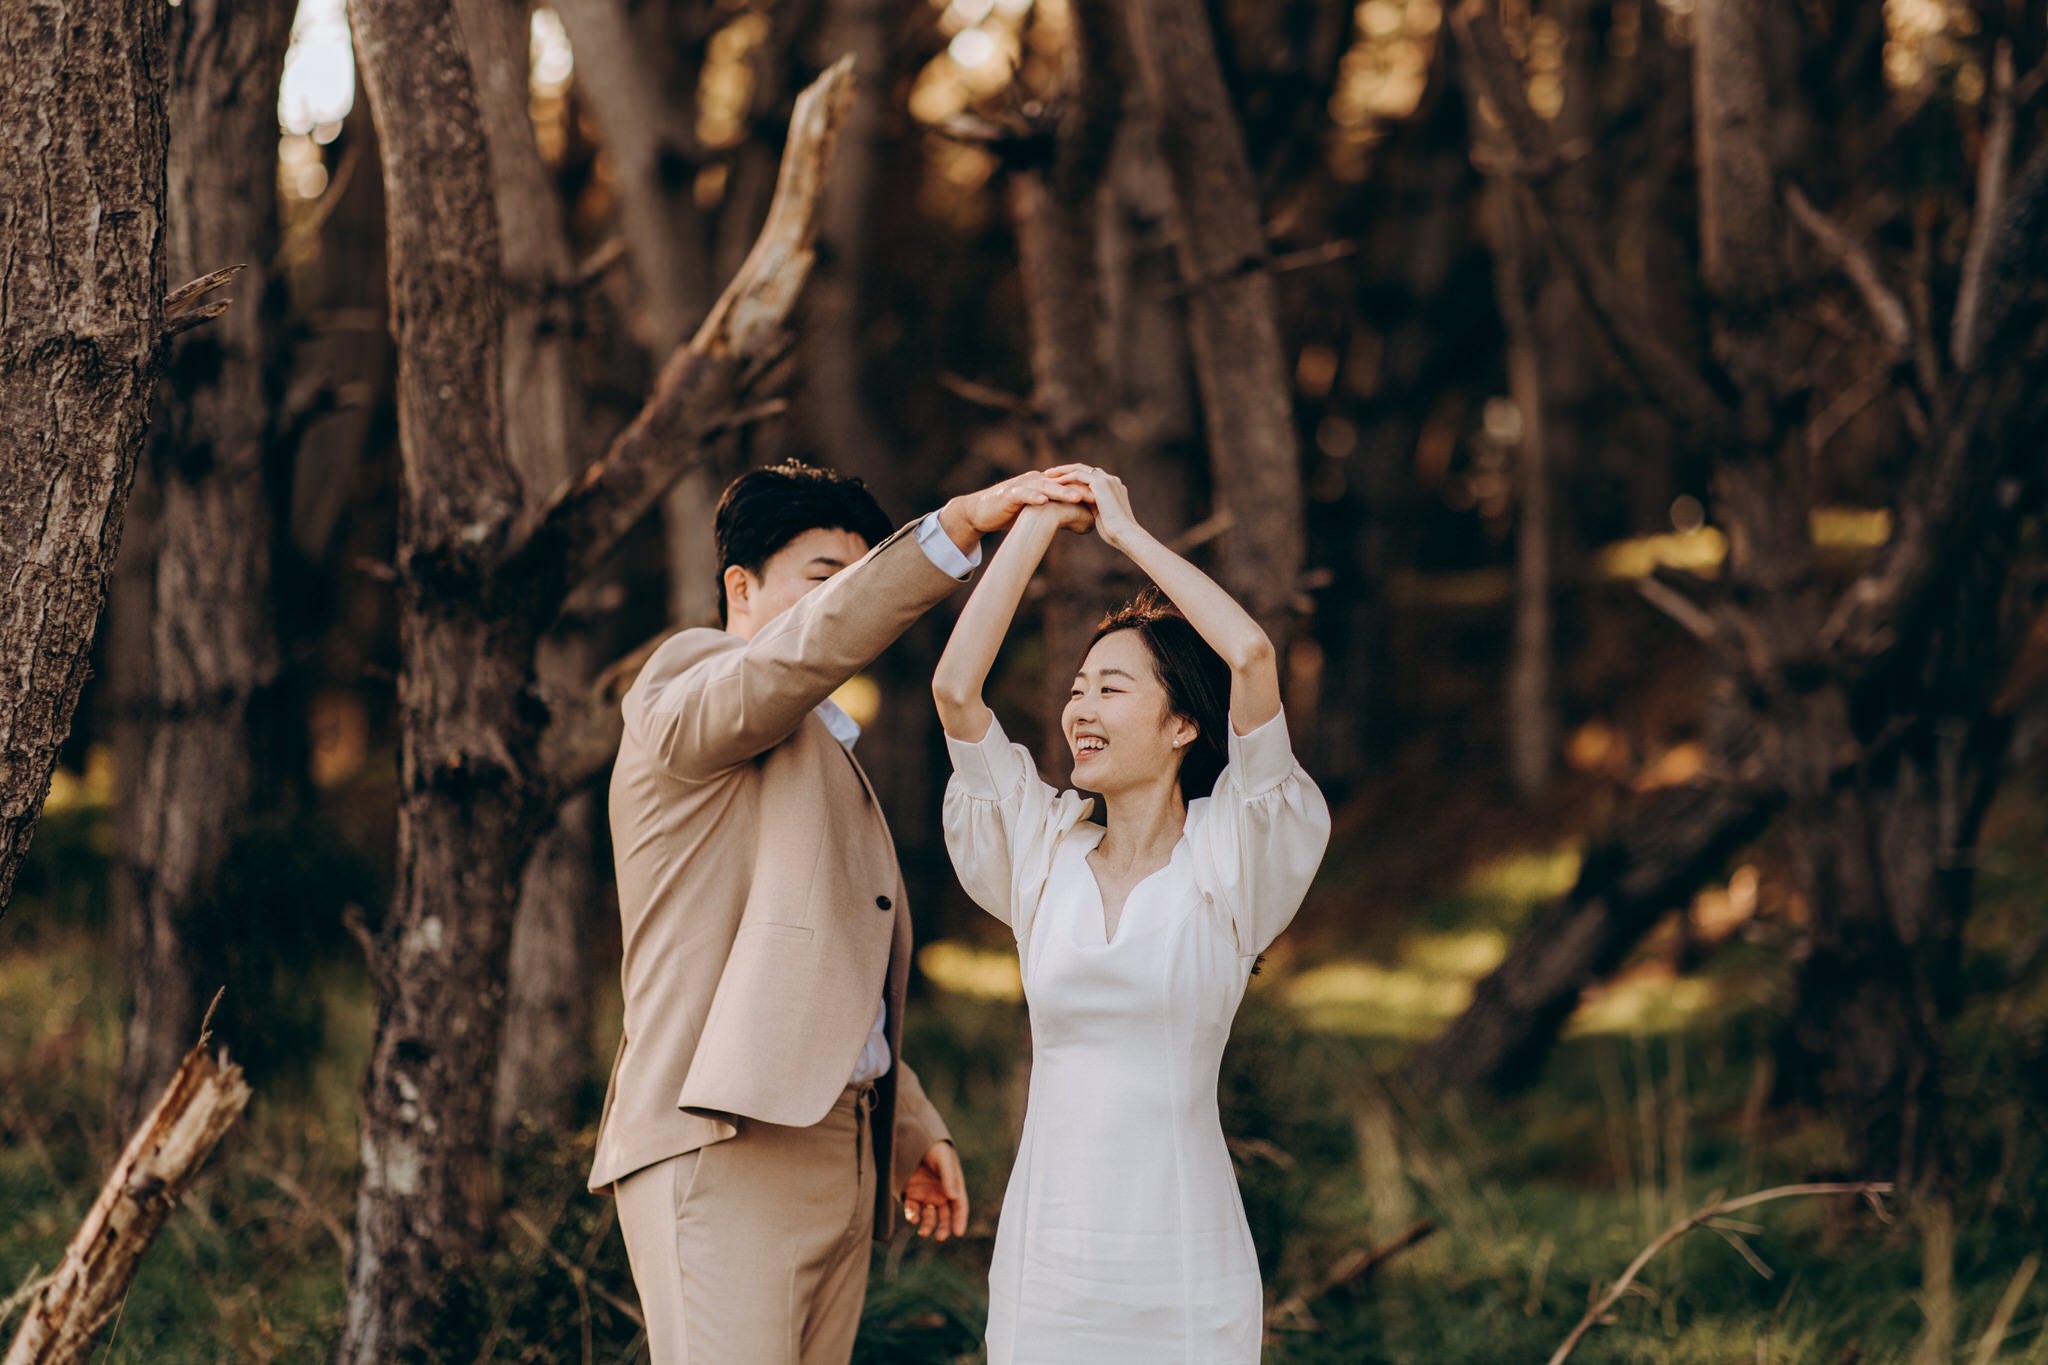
[{"x1": 614, "y1": 1084, "x2": 880, "y2": 1365}]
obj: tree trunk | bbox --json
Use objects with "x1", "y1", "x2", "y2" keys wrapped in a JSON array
[
  {"x1": 1007, "y1": 0, "x2": 1128, "y2": 743},
  {"x1": 1776, "y1": 559, "x2": 2015, "y2": 1190},
  {"x1": 802, "y1": 0, "x2": 905, "y2": 496},
  {"x1": 340, "y1": 0, "x2": 537, "y2": 1352},
  {"x1": 1121, "y1": 0, "x2": 1306, "y2": 642},
  {"x1": 337, "y1": 23, "x2": 857, "y2": 1348},
  {"x1": 1492, "y1": 186, "x2": 1557, "y2": 799},
  {"x1": 0, "y1": 0, "x2": 168, "y2": 918},
  {"x1": 456, "y1": 0, "x2": 599, "y2": 1144},
  {"x1": 285, "y1": 79, "x2": 391, "y2": 566},
  {"x1": 548, "y1": 0, "x2": 726, "y2": 630},
  {"x1": 110, "y1": 0, "x2": 293, "y2": 1130}
]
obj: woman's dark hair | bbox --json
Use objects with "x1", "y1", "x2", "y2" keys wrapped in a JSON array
[
  {"x1": 1084, "y1": 587, "x2": 1231, "y2": 802},
  {"x1": 712, "y1": 460, "x2": 894, "y2": 624}
]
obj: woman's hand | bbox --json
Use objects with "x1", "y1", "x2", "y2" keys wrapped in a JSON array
[
  {"x1": 938, "y1": 466, "x2": 1093, "y2": 551},
  {"x1": 1052, "y1": 466, "x2": 1143, "y2": 551},
  {"x1": 1017, "y1": 488, "x2": 1097, "y2": 536}
]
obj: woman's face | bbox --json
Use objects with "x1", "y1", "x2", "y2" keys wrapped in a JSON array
[{"x1": 1063, "y1": 630, "x2": 1194, "y2": 795}]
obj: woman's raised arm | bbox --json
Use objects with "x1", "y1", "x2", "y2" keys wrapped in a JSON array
[
  {"x1": 932, "y1": 488, "x2": 1093, "y2": 741},
  {"x1": 1055, "y1": 467, "x2": 1280, "y2": 736}
]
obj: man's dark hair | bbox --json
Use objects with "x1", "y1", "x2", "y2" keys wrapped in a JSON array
[
  {"x1": 1083, "y1": 587, "x2": 1232, "y2": 803},
  {"x1": 712, "y1": 460, "x2": 894, "y2": 624}
]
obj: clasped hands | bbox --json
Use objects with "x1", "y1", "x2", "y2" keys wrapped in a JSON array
[{"x1": 944, "y1": 463, "x2": 1144, "y2": 550}]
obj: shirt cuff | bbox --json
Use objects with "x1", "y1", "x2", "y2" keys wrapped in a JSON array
[
  {"x1": 915, "y1": 510, "x2": 982, "y2": 580},
  {"x1": 1226, "y1": 707, "x2": 1298, "y2": 797},
  {"x1": 945, "y1": 711, "x2": 1026, "y2": 799}
]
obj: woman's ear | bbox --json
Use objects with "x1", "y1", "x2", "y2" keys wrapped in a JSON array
[{"x1": 1170, "y1": 717, "x2": 1198, "y2": 752}]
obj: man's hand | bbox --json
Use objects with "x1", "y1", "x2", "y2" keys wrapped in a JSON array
[
  {"x1": 902, "y1": 1140, "x2": 969, "y2": 1242},
  {"x1": 938, "y1": 466, "x2": 1092, "y2": 555}
]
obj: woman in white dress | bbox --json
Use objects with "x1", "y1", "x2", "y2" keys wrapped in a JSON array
[{"x1": 929, "y1": 465, "x2": 1330, "y2": 1364}]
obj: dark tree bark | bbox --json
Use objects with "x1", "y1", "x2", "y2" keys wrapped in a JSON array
[
  {"x1": 1122, "y1": 0, "x2": 1307, "y2": 641},
  {"x1": 339, "y1": 2, "x2": 530, "y2": 1349},
  {"x1": 108, "y1": 0, "x2": 294, "y2": 1130},
  {"x1": 1481, "y1": 168, "x2": 1557, "y2": 799},
  {"x1": 336, "y1": 5, "x2": 857, "y2": 1342},
  {"x1": 0, "y1": 0, "x2": 169, "y2": 918},
  {"x1": 803, "y1": 0, "x2": 910, "y2": 497},
  {"x1": 455, "y1": 0, "x2": 598, "y2": 1145}
]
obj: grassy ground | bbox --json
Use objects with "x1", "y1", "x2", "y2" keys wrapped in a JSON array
[{"x1": 3, "y1": 773, "x2": 2046, "y2": 1362}]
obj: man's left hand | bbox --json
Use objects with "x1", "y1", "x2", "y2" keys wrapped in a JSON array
[{"x1": 903, "y1": 1140, "x2": 969, "y2": 1241}]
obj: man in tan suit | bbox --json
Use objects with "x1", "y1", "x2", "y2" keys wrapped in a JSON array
[{"x1": 591, "y1": 460, "x2": 1087, "y2": 1363}]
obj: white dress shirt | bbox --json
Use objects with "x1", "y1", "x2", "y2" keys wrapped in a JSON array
[{"x1": 839, "y1": 511, "x2": 981, "y2": 1085}]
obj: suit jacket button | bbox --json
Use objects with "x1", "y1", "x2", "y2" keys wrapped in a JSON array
[{"x1": 875, "y1": 895, "x2": 893, "y2": 910}]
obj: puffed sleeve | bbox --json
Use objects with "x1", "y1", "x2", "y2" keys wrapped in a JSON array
[
  {"x1": 942, "y1": 712, "x2": 1093, "y2": 941},
  {"x1": 1188, "y1": 708, "x2": 1332, "y2": 956}
]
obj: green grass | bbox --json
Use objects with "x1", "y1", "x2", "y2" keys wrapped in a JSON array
[{"x1": 4, "y1": 783, "x2": 2047, "y2": 1362}]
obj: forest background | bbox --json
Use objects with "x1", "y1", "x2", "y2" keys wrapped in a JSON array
[{"x1": 4, "y1": 0, "x2": 2048, "y2": 1360}]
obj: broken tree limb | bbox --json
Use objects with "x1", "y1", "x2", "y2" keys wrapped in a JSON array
[
  {"x1": 1409, "y1": 734, "x2": 1778, "y2": 1093},
  {"x1": 1547, "y1": 1183, "x2": 1893, "y2": 1365},
  {"x1": 5, "y1": 1012, "x2": 251, "y2": 1365},
  {"x1": 500, "y1": 55, "x2": 858, "y2": 613}
]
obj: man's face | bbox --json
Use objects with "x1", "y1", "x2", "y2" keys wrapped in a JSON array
[{"x1": 725, "y1": 527, "x2": 871, "y2": 637}]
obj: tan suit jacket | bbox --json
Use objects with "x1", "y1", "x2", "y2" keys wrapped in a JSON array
[{"x1": 589, "y1": 520, "x2": 958, "y2": 1237}]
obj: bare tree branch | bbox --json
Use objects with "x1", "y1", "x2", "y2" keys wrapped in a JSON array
[
  {"x1": 1823, "y1": 139, "x2": 2048, "y2": 665},
  {"x1": 1953, "y1": 41, "x2": 2016, "y2": 370},
  {"x1": 1784, "y1": 183, "x2": 1912, "y2": 356},
  {"x1": 1548, "y1": 1183, "x2": 1893, "y2": 1365},
  {"x1": 500, "y1": 57, "x2": 859, "y2": 612},
  {"x1": 163, "y1": 262, "x2": 244, "y2": 316}
]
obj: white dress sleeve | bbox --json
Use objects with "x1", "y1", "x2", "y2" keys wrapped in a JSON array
[
  {"x1": 942, "y1": 712, "x2": 1093, "y2": 941},
  {"x1": 1188, "y1": 708, "x2": 1332, "y2": 956}
]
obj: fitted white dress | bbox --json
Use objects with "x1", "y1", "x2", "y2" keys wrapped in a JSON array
[{"x1": 942, "y1": 708, "x2": 1331, "y2": 1365}]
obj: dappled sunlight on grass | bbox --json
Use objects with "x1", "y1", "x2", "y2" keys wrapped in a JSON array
[
  {"x1": 1281, "y1": 955, "x2": 1477, "y2": 1038},
  {"x1": 917, "y1": 938, "x2": 1023, "y2": 1003},
  {"x1": 39, "y1": 744, "x2": 115, "y2": 817},
  {"x1": 1459, "y1": 846, "x2": 1581, "y2": 904},
  {"x1": 1566, "y1": 966, "x2": 1720, "y2": 1037}
]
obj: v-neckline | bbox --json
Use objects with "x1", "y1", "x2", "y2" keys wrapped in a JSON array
[{"x1": 1078, "y1": 825, "x2": 1180, "y2": 947}]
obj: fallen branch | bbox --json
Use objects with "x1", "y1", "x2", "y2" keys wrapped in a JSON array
[
  {"x1": 1547, "y1": 1182, "x2": 1892, "y2": 1365},
  {"x1": 5, "y1": 998, "x2": 252, "y2": 1365},
  {"x1": 1265, "y1": 1220, "x2": 1438, "y2": 1329},
  {"x1": 508, "y1": 1210, "x2": 645, "y2": 1328}
]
